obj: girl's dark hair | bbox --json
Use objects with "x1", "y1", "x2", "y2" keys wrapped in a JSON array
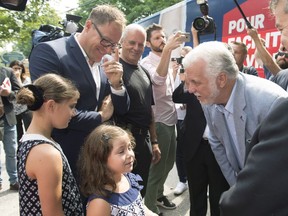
[
  {"x1": 78, "y1": 124, "x2": 135, "y2": 197},
  {"x1": 16, "y1": 73, "x2": 79, "y2": 111},
  {"x1": 9, "y1": 60, "x2": 26, "y2": 82}
]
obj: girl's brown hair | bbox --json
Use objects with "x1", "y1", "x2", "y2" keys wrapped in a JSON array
[{"x1": 78, "y1": 124, "x2": 135, "y2": 197}]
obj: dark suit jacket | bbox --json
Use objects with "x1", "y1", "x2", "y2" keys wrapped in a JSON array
[
  {"x1": 29, "y1": 35, "x2": 129, "y2": 174},
  {"x1": 0, "y1": 67, "x2": 21, "y2": 126},
  {"x1": 220, "y1": 100, "x2": 288, "y2": 216},
  {"x1": 172, "y1": 82, "x2": 206, "y2": 161}
]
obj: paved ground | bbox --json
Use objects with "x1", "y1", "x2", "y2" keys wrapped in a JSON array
[
  {"x1": 0, "y1": 145, "x2": 210, "y2": 216},
  {"x1": 0, "y1": 147, "x2": 19, "y2": 216}
]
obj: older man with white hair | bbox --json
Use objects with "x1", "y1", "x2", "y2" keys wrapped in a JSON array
[{"x1": 183, "y1": 41, "x2": 288, "y2": 186}]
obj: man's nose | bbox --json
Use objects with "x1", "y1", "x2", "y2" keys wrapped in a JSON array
[{"x1": 188, "y1": 83, "x2": 196, "y2": 94}]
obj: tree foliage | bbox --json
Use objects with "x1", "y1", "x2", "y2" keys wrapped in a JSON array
[
  {"x1": 74, "y1": 0, "x2": 182, "y2": 25},
  {"x1": 0, "y1": 0, "x2": 61, "y2": 58}
]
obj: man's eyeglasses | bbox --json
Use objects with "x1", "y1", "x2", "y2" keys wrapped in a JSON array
[
  {"x1": 92, "y1": 22, "x2": 119, "y2": 49},
  {"x1": 275, "y1": 51, "x2": 288, "y2": 59}
]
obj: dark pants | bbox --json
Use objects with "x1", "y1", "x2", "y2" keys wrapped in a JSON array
[
  {"x1": 130, "y1": 129, "x2": 152, "y2": 197},
  {"x1": 176, "y1": 120, "x2": 187, "y2": 183},
  {"x1": 16, "y1": 110, "x2": 32, "y2": 142},
  {"x1": 186, "y1": 139, "x2": 230, "y2": 216}
]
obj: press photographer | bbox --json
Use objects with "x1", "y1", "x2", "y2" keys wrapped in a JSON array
[{"x1": 193, "y1": 0, "x2": 216, "y2": 35}]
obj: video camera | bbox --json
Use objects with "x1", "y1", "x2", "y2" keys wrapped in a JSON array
[
  {"x1": 193, "y1": 0, "x2": 215, "y2": 35},
  {"x1": 171, "y1": 56, "x2": 185, "y2": 73},
  {"x1": 0, "y1": 0, "x2": 27, "y2": 11},
  {"x1": 171, "y1": 56, "x2": 184, "y2": 65},
  {"x1": 31, "y1": 14, "x2": 83, "y2": 48}
]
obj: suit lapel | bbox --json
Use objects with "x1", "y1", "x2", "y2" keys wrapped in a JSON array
[
  {"x1": 68, "y1": 36, "x2": 98, "y2": 101},
  {"x1": 233, "y1": 76, "x2": 247, "y2": 168},
  {"x1": 213, "y1": 109, "x2": 241, "y2": 173}
]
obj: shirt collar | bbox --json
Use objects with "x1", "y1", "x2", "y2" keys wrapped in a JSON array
[
  {"x1": 74, "y1": 33, "x2": 87, "y2": 60},
  {"x1": 216, "y1": 79, "x2": 238, "y2": 115}
]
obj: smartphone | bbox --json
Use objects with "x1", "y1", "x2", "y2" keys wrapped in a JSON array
[{"x1": 181, "y1": 32, "x2": 191, "y2": 42}]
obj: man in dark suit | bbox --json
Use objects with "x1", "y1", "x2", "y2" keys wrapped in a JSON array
[
  {"x1": 173, "y1": 82, "x2": 229, "y2": 216},
  {"x1": 219, "y1": 99, "x2": 288, "y2": 215},
  {"x1": 0, "y1": 66, "x2": 21, "y2": 191},
  {"x1": 29, "y1": 5, "x2": 129, "y2": 177}
]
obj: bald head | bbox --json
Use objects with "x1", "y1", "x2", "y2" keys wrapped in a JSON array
[
  {"x1": 120, "y1": 24, "x2": 146, "y2": 65},
  {"x1": 121, "y1": 24, "x2": 146, "y2": 42}
]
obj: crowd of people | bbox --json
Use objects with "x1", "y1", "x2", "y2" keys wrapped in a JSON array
[{"x1": 1, "y1": 0, "x2": 288, "y2": 215}]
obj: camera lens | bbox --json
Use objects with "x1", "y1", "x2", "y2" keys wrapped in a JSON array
[
  {"x1": 193, "y1": 16, "x2": 215, "y2": 34},
  {"x1": 193, "y1": 17, "x2": 208, "y2": 31}
]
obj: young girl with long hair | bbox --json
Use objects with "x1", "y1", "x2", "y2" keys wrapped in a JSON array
[
  {"x1": 78, "y1": 124, "x2": 157, "y2": 216},
  {"x1": 17, "y1": 73, "x2": 83, "y2": 215}
]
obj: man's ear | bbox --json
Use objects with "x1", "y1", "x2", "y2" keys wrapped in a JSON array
[
  {"x1": 217, "y1": 72, "x2": 228, "y2": 88},
  {"x1": 84, "y1": 19, "x2": 93, "y2": 32}
]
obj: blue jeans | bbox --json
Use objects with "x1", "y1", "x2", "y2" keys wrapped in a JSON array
[{"x1": 0, "y1": 117, "x2": 18, "y2": 184}]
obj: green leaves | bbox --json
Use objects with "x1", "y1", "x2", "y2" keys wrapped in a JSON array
[
  {"x1": 0, "y1": 0, "x2": 61, "y2": 59},
  {"x1": 74, "y1": 0, "x2": 182, "y2": 24}
]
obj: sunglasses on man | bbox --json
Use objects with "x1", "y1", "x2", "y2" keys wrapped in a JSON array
[{"x1": 275, "y1": 51, "x2": 288, "y2": 59}]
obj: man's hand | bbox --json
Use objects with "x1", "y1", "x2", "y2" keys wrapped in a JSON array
[
  {"x1": 101, "y1": 47, "x2": 124, "y2": 90},
  {"x1": 191, "y1": 24, "x2": 198, "y2": 35},
  {"x1": 164, "y1": 32, "x2": 187, "y2": 52},
  {"x1": 247, "y1": 27, "x2": 258, "y2": 40},
  {"x1": 171, "y1": 60, "x2": 180, "y2": 80},
  {"x1": 0, "y1": 77, "x2": 12, "y2": 97},
  {"x1": 98, "y1": 95, "x2": 114, "y2": 122},
  {"x1": 151, "y1": 144, "x2": 161, "y2": 164},
  {"x1": 191, "y1": 24, "x2": 200, "y2": 47}
]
